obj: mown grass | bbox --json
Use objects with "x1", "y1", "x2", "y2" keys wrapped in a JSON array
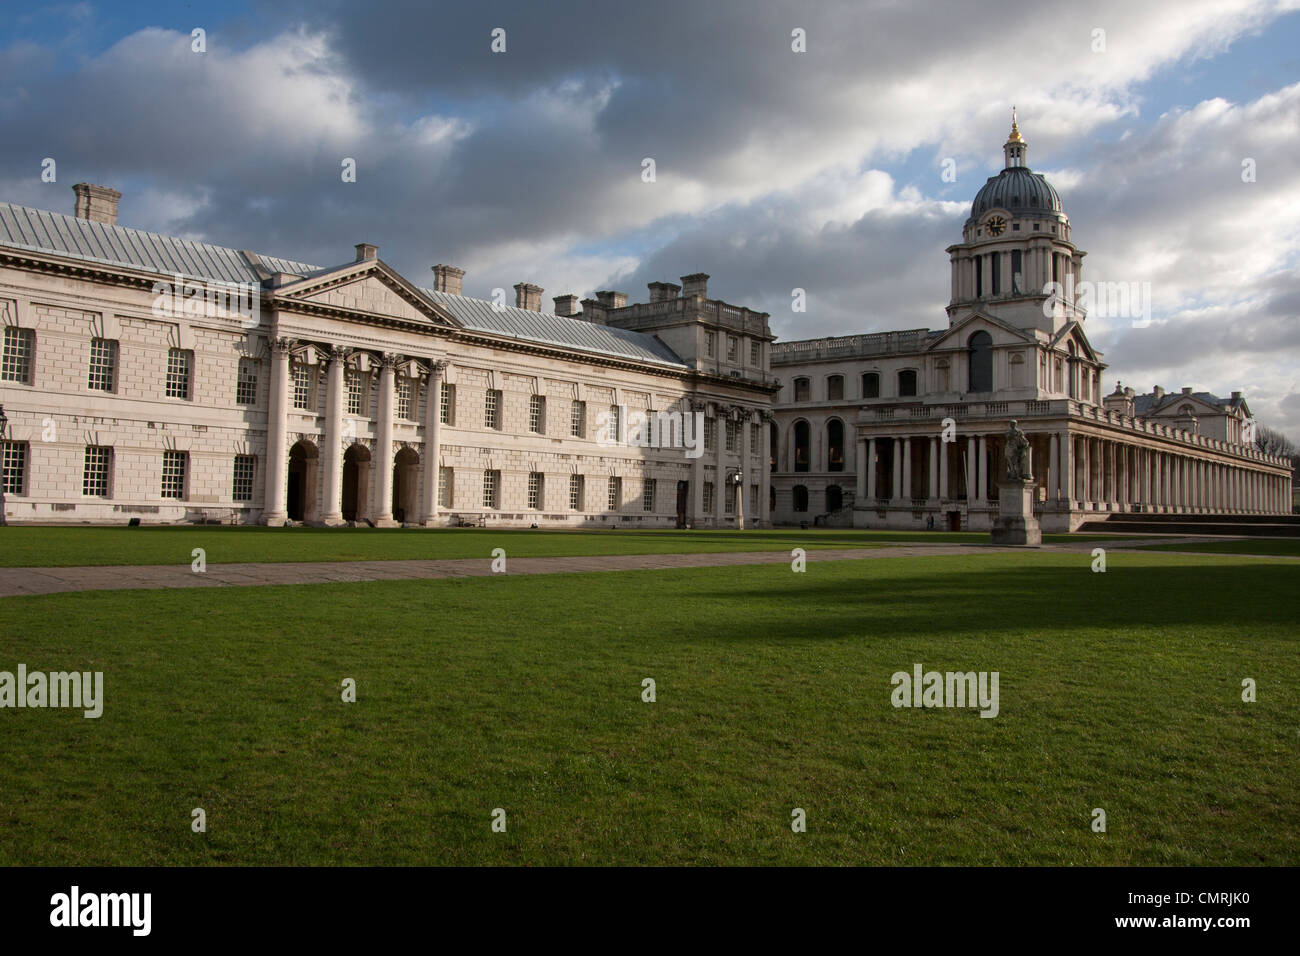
[
  {"x1": 0, "y1": 550, "x2": 1295, "y2": 866},
  {"x1": 1134, "y1": 538, "x2": 1300, "y2": 557},
  {"x1": 0, "y1": 525, "x2": 1117, "y2": 568}
]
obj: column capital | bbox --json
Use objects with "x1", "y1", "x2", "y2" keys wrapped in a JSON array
[
  {"x1": 377, "y1": 352, "x2": 401, "y2": 370},
  {"x1": 272, "y1": 336, "x2": 295, "y2": 355},
  {"x1": 325, "y1": 344, "x2": 352, "y2": 365}
]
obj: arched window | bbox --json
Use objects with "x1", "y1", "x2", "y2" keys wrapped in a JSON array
[
  {"x1": 1066, "y1": 343, "x2": 1078, "y2": 399},
  {"x1": 793, "y1": 377, "x2": 810, "y2": 402},
  {"x1": 968, "y1": 331, "x2": 993, "y2": 393},
  {"x1": 793, "y1": 485, "x2": 809, "y2": 512},
  {"x1": 826, "y1": 375, "x2": 844, "y2": 401},
  {"x1": 861, "y1": 372, "x2": 880, "y2": 399},
  {"x1": 898, "y1": 369, "x2": 917, "y2": 397},
  {"x1": 825, "y1": 485, "x2": 843, "y2": 512},
  {"x1": 826, "y1": 419, "x2": 844, "y2": 472},
  {"x1": 794, "y1": 421, "x2": 810, "y2": 473}
]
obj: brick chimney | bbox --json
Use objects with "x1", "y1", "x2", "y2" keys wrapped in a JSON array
[
  {"x1": 680, "y1": 272, "x2": 709, "y2": 298},
  {"x1": 431, "y1": 264, "x2": 465, "y2": 296},
  {"x1": 514, "y1": 282, "x2": 543, "y2": 311},
  {"x1": 553, "y1": 294, "x2": 580, "y2": 317},
  {"x1": 648, "y1": 281, "x2": 681, "y2": 302},
  {"x1": 72, "y1": 183, "x2": 121, "y2": 226},
  {"x1": 355, "y1": 243, "x2": 378, "y2": 262},
  {"x1": 595, "y1": 290, "x2": 628, "y2": 309}
]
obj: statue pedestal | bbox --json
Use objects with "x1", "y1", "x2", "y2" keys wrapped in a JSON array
[{"x1": 990, "y1": 479, "x2": 1042, "y2": 547}]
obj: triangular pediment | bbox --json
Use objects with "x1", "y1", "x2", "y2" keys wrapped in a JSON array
[
  {"x1": 928, "y1": 311, "x2": 1037, "y2": 350},
  {"x1": 275, "y1": 260, "x2": 460, "y2": 328},
  {"x1": 1048, "y1": 320, "x2": 1101, "y2": 363}
]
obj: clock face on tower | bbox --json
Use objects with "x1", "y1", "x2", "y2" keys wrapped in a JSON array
[{"x1": 985, "y1": 215, "x2": 1007, "y2": 237}]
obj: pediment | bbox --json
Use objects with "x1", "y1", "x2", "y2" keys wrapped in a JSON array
[
  {"x1": 928, "y1": 312, "x2": 1036, "y2": 351},
  {"x1": 276, "y1": 262, "x2": 459, "y2": 328},
  {"x1": 1048, "y1": 321, "x2": 1101, "y2": 363}
]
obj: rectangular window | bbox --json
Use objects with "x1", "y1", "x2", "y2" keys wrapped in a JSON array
[
  {"x1": 1, "y1": 327, "x2": 34, "y2": 384},
  {"x1": 642, "y1": 478, "x2": 655, "y2": 513},
  {"x1": 166, "y1": 348, "x2": 192, "y2": 400},
  {"x1": 704, "y1": 417, "x2": 715, "y2": 451},
  {"x1": 991, "y1": 252, "x2": 1002, "y2": 295},
  {"x1": 705, "y1": 332, "x2": 716, "y2": 358},
  {"x1": 703, "y1": 481, "x2": 714, "y2": 513},
  {"x1": 750, "y1": 340, "x2": 760, "y2": 366},
  {"x1": 569, "y1": 474, "x2": 584, "y2": 510},
  {"x1": 236, "y1": 357, "x2": 259, "y2": 405},
  {"x1": 607, "y1": 476, "x2": 621, "y2": 511},
  {"x1": 482, "y1": 469, "x2": 500, "y2": 509},
  {"x1": 725, "y1": 419, "x2": 736, "y2": 452},
  {"x1": 727, "y1": 336, "x2": 738, "y2": 361},
  {"x1": 485, "y1": 389, "x2": 501, "y2": 430},
  {"x1": 607, "y1": 405, "x2": 620, "y2": 443},
  {"x1": 232, "y1": 455, "x2": 255, "y2": 501},
  {"x1": 1, "y1": 440, "x2": 27, "y2": 495},
  {"x1": 528, "y1": 472, "x2": 543, "y2": 509},
  {"x1": 440, "y1": 382, "x2": 455, "y2": 425},
  {"x1": 161, "y1": 450, "x2": 187, "y2": 500},
  {"x1": 397, "y1": 378, "x2": 413, "y2": 420},
  {"x1": 725, "y1": 481, "x2": 735, "y2": 514},
  {"x1": 292, "y1": 363, "x2": 314, "y2": 410},
  {"x1": 438, "y1": 467, "x2": 452, "y2": 508},
  {"x1": 88, "y1": 338, "x2": 118, "y2": 392},
  {"x1": 529, "y1": 395, "x2": 545, "y2": 434},
  {"x1": 571, "y1": 400, "x2": 586, "y2": 437},
  {"x1": 347, "y1": 371, "x2": 366, "y2": 415},
  {"x1": 750, "y1": 423, "x2": 760, "y2": 453},
  {"x1": 827, "y1": 375, "x2": 844, "y2": 401},
  {"x1": 793, "y1": 378, "x2": 810, "y2": 402},
  {"x1": 82, "y1": 445, "x2": 111, "y2": 497},
  {"x1": 750, "y1": 484, "x2": 758, "y2": 516}
]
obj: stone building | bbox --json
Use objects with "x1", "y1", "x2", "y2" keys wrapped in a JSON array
[
  {"x1": 768, "y1": 117, "x2": 1292, "y2": 530},
  {"x1": 0, "y1": 185, "x2": 775, "y2": 527}
]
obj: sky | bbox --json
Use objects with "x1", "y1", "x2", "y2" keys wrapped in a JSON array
[{"x1": 2, "y1": 0, "x2": 1298, "y2": 436}]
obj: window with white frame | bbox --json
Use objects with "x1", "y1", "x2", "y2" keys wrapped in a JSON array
[
  {"x1": 725, "y1": 481, "x2": 735, "y2": 514},
  {"x1": 232, "y1": 455, "x2": 255, "y2": 501},
  {"x1": 727, "y1": 336, "x2": 738, "y2": 362},
  {"x1": 397, "y1": 378, "x2": 413, "y2": 420},
  {"x1": 606, "y1": 405, "x2": 620, "y2": 443},
  {"x1": 236, "y1": 357, "x2": 259, "y2": 405},
  {"x1": 570, "y1": 400, "x2": 586, "y2": 437},
  {"x1": 2, "y1": 440, "x2": 27, "y2": 495},
  {"x1": 165, "y1": 348, "x2": 192, "y2": 400},
  {"x1": 292, "y1": 362, "x2": 314, "y2": 410},
  {"x1": 438, "y1": 467, "x2": 452, "y2": 508},
  {"x1": 528, "y1": 472, "x2": 543, "y2": 509},
  {"x1": 642, "y1": 478, "x2": 655, "y2": 513},
  {"x1": 725, "y1": 419, "x2": 736, "y2": 452},
  {"x1": 440, "y1": 382, "x2": 455, "y2": 425},
  {"x1": 347, "y1": 371, "x2": 367, "y2": 415},
  {"x1": 161, "y1": 450, "x2": 187, "y2": 499},
  {"x1": 704, "y1": 416, "x2": 715, "y2": 451},
  {"x1": 485, "y1": 389, "x2": 501, "y2": 430},
  {"x1": 569, "y1": 474, "x2": 584, "y2": 510},
  {"x1": 705, "y1": 332, "x2": 715, "y2": 357},
  {"x1": 607, "y1": 476, "x2": 621, "y2": 511},
  {"x1": 482, "y1": 469, "x2": 500, "y2": 508},
  {"x1": 750, "y1": 339, "x2": 760, "y2": 366},
  {"x1": 1, "y1": 327, "x2": 34, "y2": 384},
  {"x1": 88, "y1": 338, "x2": 118, "y2": 392},
  {"x1": 529, "y1": 395, "x2": 545, "y2": 434},
  {"x1": 702, "y1": 481, "x2": 713, "y2": 513},
  {"x1": 82, "y1": 445, "x2": 111, "y2": 497}
]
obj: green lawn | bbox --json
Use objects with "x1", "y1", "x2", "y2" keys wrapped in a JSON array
[
  {"x1": 0, "y1": 551, "x2": 1295, "y2": 866},
  {"x1": 0, "y1": 525, "x2": 1117, "y2": 568},
  {"x1": 1134, "y1": 538, "x2": 1300, "y2": 557}
]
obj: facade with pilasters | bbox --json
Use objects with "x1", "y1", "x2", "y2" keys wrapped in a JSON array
[{"x1": 768, "y1": 118, "x2": 1292, "y2": 530}]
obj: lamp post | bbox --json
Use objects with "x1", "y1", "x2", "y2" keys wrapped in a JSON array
[{"x1": 0, "y1": 404, "x2": 8, "y2": 527}]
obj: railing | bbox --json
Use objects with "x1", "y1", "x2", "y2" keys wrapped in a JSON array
[{"x1": 772, "y1": 329, "x2": 938, "y2": 362}]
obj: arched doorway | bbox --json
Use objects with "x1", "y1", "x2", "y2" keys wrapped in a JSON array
[
  {"x1": 287, "y1": 440, "x2": 320, "y2": 523},
  {"x1": 769, "y1": 421, "x2": 779, "y2": 472},
  {"x1": 342, "y1": 444, "x2": 371, "y2": 523},
  {"x1": 392, "y1": 446, "x2": 420, "y2": 524}
]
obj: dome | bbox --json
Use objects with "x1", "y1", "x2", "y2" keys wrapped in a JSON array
[{"x1": 969, "y1": 166, "x2": 1062, "y2": 220}]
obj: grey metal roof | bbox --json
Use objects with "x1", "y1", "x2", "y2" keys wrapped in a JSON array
[
  {"x1": 0, "y1": 202, "x2": 318, "y2": 284},
  {"x1": 0, "y1": 200, "x2": 685, "y2": 369},
  {"x1": 421, "y1": 288, "x2": 686, "y2": 368},
  {"x1": 1134, "y1": 390, "x2": 1238, "y2": 415}
]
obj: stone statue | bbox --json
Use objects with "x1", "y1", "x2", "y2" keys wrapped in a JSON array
[{"x1": 1004, "y1": 420, "x2": 1031, "y2": 481}]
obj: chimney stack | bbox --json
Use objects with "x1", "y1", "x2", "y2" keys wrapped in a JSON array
[
  {"x1": 514, "y1": 282, "x2": 543, "y2": 311},
  {"x1": 648, "y1": 281, "x2": 681, "y2": 302},
  {"x1": 595, "y1": 290, "x2": 628, "y2": 309},
  {"x1": 72, "y1": 183, "x2": 121, "y2": 226},
  {"x1": 1181, "y1": 386, "x2": 1193, "y2": 395},
  {"x1": 355, "y1": 243, "x2": 378, "y2": 262},
  {"x1": 680, "y1": 272, "x2": 710, "y2": 298},
  {"x1": 1152, "y1": 385, "x2": 1164, "y2": 400},
  {"x1": 553, "y1": 294, "x2": 580, "y2": 317},
  {"x1": 431, "y1": 264, "x2": 465, "y2": 296},
  {"x1": 580, "y1": 298, "x2": 607, "y2": 324},
  {"x1": 1231, "y1": 391, "x2": 1242, "y2": 400}
]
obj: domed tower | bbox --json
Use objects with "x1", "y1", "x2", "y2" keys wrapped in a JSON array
[{"x1": 945, "y1": 110, "x2": 1086, "y2": 334}]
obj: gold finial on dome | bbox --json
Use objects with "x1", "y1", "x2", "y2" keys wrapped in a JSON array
[{"x1": 1007, "y1": 106, "x2": 1024, "y2": 143}]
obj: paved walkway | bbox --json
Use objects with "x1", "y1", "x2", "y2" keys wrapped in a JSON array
[{"x1": 0, "y1": 537, "x2": 1290, "y2": 598}]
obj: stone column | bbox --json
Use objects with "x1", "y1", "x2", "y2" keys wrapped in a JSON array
[
  {"x1": 866, "y1": 438, "x2": 877, "y2": 500},
  {"x1": 966, "y1": 435, "x2": 977, "y2": 502},
  {"x1": 902, "y1": 437, "x2": 913, "y2": 501},
  {"x1": 373, "y1": 353, "x2": 398, "y2": 526},
  {"x1": 263, "y1": 336, "x2": 292, "y2": 526},
  {"x1": 892, "y1": 438, "x2": 904, "y2": 504},
  {"x1": 760, "y1": 414, "x2": 772, "y2": 528},
  {"x1": 928, "y1": 437, "x2": 939, "y2": 502},
  {"x1": 738, "y1": 411, "x2": 751, "y2": 530},
  {"x1": 420, "y1": 360, "x2": 448, "y2": 525},
  {"x1": 715, "y1": 410, "x2": 727, "y2": 524},
  {"x1": 856, "y1": 437, "x2": 868, "y2": 502},
  {"x1": 938, "y1": 436, "x2": 949, "y2": 500},
  {"x1": 1049, "y1": 433, "x2": 1059, "y2": 501},
  {"x1": 320, "y1": 346, "x2": 347, "y2": 526},
  {"x1": 977, "y1": 435, "x2": 988, "y2": 502},
  {"x1": 1060, "y1": 432, "x2": 1072, "y2": 502}
]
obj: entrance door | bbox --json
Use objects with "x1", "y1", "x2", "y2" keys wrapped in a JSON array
[{"x1": 676, "y1": 480, "x2": 689, "y2": 528}]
